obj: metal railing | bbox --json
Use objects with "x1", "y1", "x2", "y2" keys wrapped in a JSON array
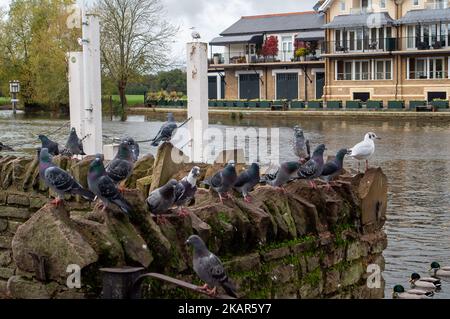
[
  {"x1": 408, "y1": 70, "x2": 449, "y2": 79},
  {"x1": 209, "y1": 50, "x2": 324, "y2": 65},
  {"x1": 425, "y1": 1, "x2": 449, "y2": 9},
  {"x1": 336, "y1": 72, "x2": 393, "y2": 81}
]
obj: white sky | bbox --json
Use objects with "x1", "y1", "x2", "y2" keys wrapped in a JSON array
[{"x1": 0, "y1": 0, "x2": 317, "y2": 66}]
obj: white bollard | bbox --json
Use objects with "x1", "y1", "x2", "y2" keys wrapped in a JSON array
[{"x1": 186, "y1": 42, "x2": 209, "y2": 163}]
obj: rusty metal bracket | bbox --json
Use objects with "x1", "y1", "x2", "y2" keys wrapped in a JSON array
[{"x1": 29, "y1": 252, "x2": 47, "y2": 283}]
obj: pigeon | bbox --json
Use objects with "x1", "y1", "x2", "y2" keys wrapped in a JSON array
[
  {"x1": 293, "y1": 126, "x2": 311, "y2": 163},
  {"x1": 409, "y1": 273, "x2": 441, "y2": 289},
  {"x1": 106, "y1": 141, "x2": 134, "y2": 191},
  {"x1": 297, "y1": 144, "x2": 327, "y2": 189},
  {"x1": 122, "y1": 137, "x2": 139, "y2": 162},
  {"x1": 65, "y1": 128, "x2": 86, "y2": 156},
  {"x1": 185, "y1": 235, "x2": 237, "y2": 298},
  {"x1": 87, "y1": 157, "x2": 133, "y2": 215},
  {"x1": 202, "y1": 160, "x2": 237, "y2": 203},
  {"x1": 174, "y1": 166, "x2": 201, "y2": 217},
  {"x1": 261, "y1": 161, "x2": 301, "y2": 192},
  {"x1": 320, "y1": 148, "x2": 348, "y2": 190},
  {"x1": 150, "y1": 113, "x2": 178, "y2": 147},
  {"x1": 38, "y1": 135, "x2": 59, "y2": 156},
  {"x1": 392, "y1": 285, "x2": 434, "y2": 299},
  {"x1": 347, "y1": 132, "x2": 381, "y2": 172},
  {"x1": 147, "y1": 179, "x2": 178, "y2": 224},
  {"x1": 233, "y1": 163, "x2": 260, "y2": 202},
  {"x1": 190, "y1": 27, "x2": 201, "y2": 41},
  {"x1": 0, "y1": 142, "x2": 13, "y2": 152},
  {"x1": 39, "y1": 148, "x2": 95, "y2": 206}
]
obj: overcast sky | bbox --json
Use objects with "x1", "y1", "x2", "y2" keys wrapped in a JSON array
[{"x1": 0, "y1": 0, "x2": 317, "y2": 65}]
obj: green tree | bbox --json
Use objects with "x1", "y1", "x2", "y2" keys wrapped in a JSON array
[
  {"x1": 0, "y1": 0, "x2": 79, "y2": 107},
  {"x1": 98, "y1": 0, "x2": 177, "y2": 120}
]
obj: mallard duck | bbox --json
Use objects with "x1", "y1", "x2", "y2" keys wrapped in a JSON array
[
  {"x1": 430, "y1": 262, "x2": 450, "y2": 277},
  {"x1": 392, "y1": 285, "x2": 434, "y2": 299},
  {"x1": 409, "y1": 273, "x2": 441, "y2": 290}
]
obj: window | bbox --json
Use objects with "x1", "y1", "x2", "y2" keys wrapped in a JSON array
[
  {"x1": 340, "y1": 0, "x2": 346, "y2": 11},
  {"x1": 408, "y1": 57, "x2": 446, "y2": 79},
  {"x1": 380, "y1": 0, "x2": 386, "y2": 9},
  {"x1": 375, "y1": 60, "x2": 392, "y2": 80},
  {"x1": 412, "y1": 0, "x2": 419, "y2": 6},
  {"x1": 281, "y1": 36, "x2": 293, "y2": 62},
  {"x1": 355, "y1": 61, "x2": 370, "y2": 80}
]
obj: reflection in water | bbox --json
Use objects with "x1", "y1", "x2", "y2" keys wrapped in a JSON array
[{"x1": 2, "y1": 110, "x2": 450, "y2": 298}]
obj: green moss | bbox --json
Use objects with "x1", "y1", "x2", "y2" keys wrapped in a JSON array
[
  {"x1": 304, "y1": 268, "x2": 322, "y2": 286},
  {"x1": 217, "y1": 212, "x2": 231, "y2": 224},
  {"x1": 259, "y1": 235, "x2": 315, "y2": 253}
]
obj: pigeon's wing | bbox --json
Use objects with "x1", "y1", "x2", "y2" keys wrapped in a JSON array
[
  {"x1": 107, "y1": 160, "x2": 132, "y2": 182},
  {"x1": 147, "y1": 190, "x2": 162, "y2": 211},
  {"x1": 321, "y1": 161, "x2": 339, "y2": 177},
  {"x1": 160, "y1": 123, "x2": 177, "y2": 139},
  {"x1": 207, "y1": 253, "x2": 227, "y2": 282},
  {"x1": 234, "y1": 170, "x2": 251, "y2": 188},
  {"x1": 174, "y1": 181, "x2": 186, "y2": 202},
  {"x1": 306, "y1": 140, "x2": 311, "y2": 158},
  {"x1": 44, "y1": 167, "x2": 74, "y2": 192},
  {"x1": 298, "y1": 159, "x2": 318, "y2": 178},
  {"x1": 151, "y1": 126, "x2": 163, "y2": 142},
  {"x1": 209, "y1": 171, "x2": 223, "y2": 188},
  {"x1": 97, "y1": 176, "x2": 132, "y2": 213}
]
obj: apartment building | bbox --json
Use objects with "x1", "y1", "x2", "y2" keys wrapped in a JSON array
[
  {"x1": 208, "y1": 12, "x2": 326, "y2": 102},
  {"x1": 318, "y1": 0, "x2": 450, "y2": 104}
]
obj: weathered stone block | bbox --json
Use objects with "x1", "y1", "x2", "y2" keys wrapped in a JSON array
[
  {"x1": 29, "y1": 194, "x2": 49, "y2": 209},
  {"x1": 136, "y1": 176, "x2": 152, "y2": 196},
  {"x1": 324, "y1": 269, "x2": 341, "y2": 295},
  {"x1": 262, "y1": 247, "x2": 290, "y2": 262},
  {"x1": 7, "y1": 193, "x2": 30, "y2": 207},
  {"x1": 0, "y1": 267, "x2": 14, "y2": 279},
  {"x1": 340, "y1": 261, "x2": 364, "y2": 287},
  {"x1": 272, "y1": 283, "x2": 298, "y2": 299},
  {"x1": 0, "y1": 206, "x2": 31, "y2": 220},
  {"x1": 0, "y1": 251, "x2": 12, "y2": 267},
  {"x1": 224, "y1": 253, "x2": 261, "y2": 273},
  {"x1": 12, "y1": 204, "x2": 98, "y2": 280},
  {"x1": 321, "y1": 246, "x2": 346, "y2": 268},
  {"x1": 270, "y1": 263, "x2": 296, "y2": 284},
  {"x1": 54, "y1": 289, "x2": 86, "y2": 299},
  {"x1": 0, "y1": 219, "x2": 7, "y2": 232},
  {"x1": 0, "y1": 279, "x2": 7, "y2": 298},
  {"x1": 0, "y1": 235, "x2": 12, "y2": 249},
  {"x1": 7, "y1": 221, "x2": 22, "y2": 234},
  {"x1": 346, "y1": 241, "x2": 369, "y2": 261},
  {"x1": 305, "y1": 255, "x2": 320, "y2": 272},
  {"x1": 0, "y1": 192, "x2": 6, "y2": 205},
  {"x1": 7, "y1": 276, "x2": 59, "y2": 299},
  {"x1": 290, "y1": 240, "x2": 318, "y2": 255}
]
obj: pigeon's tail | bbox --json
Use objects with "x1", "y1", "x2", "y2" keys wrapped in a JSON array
[
  {"x1": 80, "y1": 151, "x2": 86, "y2": 156},
  {"x1": 72, "y1": 187, "x2": 96, "y2": 201},
  {"x1": 113, "y1": 197, "x2": 133, "y2": 215},
  {"x1": 201, "y1": 179, "x2": 211, "y2": 187},
  {"x1": 151, "y1": 140, "x2": 160, "y2": 147},
  {"x1": 220, "y1": 279, "x2": 238, "y2": 298}
]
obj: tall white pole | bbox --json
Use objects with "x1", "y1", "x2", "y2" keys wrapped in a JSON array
[{"x1": 186, "y1": 42, "x2": 209, "y2": 162}]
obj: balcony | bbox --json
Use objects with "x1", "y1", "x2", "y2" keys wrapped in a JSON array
[
  {"x1": 425, "y1": 1, "x2": 449, "y2": 10},
  {"x1": 209, "y1": 50, "x2": 324, "y2": 66},
  {"x1": 324, "y1": 37, "x2": 397, "y2": 54},
  {"x1": 350, "y1": 7, "x2": 374, "y2": 15}
]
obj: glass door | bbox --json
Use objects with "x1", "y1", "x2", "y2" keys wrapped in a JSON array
[{"x1": 281, "y1": 36, "x2": 293, "y2": 62}]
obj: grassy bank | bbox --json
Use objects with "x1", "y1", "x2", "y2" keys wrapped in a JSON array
[
  {"x1": 0, "y1": 97, "x2": 10, "y2": 105},
  {"x1": 107, "y1": 95, "x2": 144, "y2": 106}
]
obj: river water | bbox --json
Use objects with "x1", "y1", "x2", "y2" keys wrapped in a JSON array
[{"x1": 1, "y1": 109, "x2": 450, "y2": 299}]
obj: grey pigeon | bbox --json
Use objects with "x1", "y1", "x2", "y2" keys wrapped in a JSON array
[
  {"x1": 186, "y1": 235, "x2": 237, "y2": 298},
  {"x1": 39, "y1": 148, "x2": 95, "y2": 205},
  {"x1": 297, "y1": 144, "x2": 327, "y2": 189},
  {"x1": 233, "y1": 163, "x2": 260, "y2": 202},
  {"x1": 147, "y1": 179, "x2": 178, "y2": 224},
  {"x1": 0, "y1": 142, "x2": 13, "y2": 151},
  {"x1": 293, "y1": 126, "x2": 311, "y2": 163},
  {"x1": 261, "y1": 161, "x2": 301, "y2": 192},
  {"x1": 38, "y1": 135, "x2": 59, "y2": 156},
  {"x1": 202, "y1": 160, "x2": 237, "y2": 202},
  {"x1": 106, "y1": 141, "x2": 134, "y2": 189},
  {"x1": 150, "y1": 113, "x2": 178, "y2": 147},
  {"x1": 174, "y1": 166, "x2": 201, "y2": 217},
  {"x1": 65, "y1": 128, "x2": 86, "y2": 156},
  {"x1": 122, "y1": 137, "x2": 140, "y2": 162},
  {"x1": 87, "y1": 157, "x2": 133, "y2": 215},
  {"x1": 321, "y1": 148, "x2": 348, "y2": 190}
]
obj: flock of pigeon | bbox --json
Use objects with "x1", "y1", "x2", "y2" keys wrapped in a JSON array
[
  {"x1": 32, "y1": 114, "x2": 383, "y2": 298},
  {"x1": 393, "y1": 263, "x2": 450, "y2": 299}
]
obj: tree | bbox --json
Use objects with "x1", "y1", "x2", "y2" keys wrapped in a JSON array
[
  {"x1": 146, "y1": 69, "x2": 187, "y2": 94},
  {"x1": 0, "y1": 0, "x2": 79, "y2": 107},
  {"x1": 98, "y1": 0, "x2": 177, "y2": 119},
  {"x1": 261, "y1": 36, "x2": 278, "y2": 59}
]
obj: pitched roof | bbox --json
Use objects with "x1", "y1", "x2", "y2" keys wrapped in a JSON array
[
  {"x1": 397, "y1": 8, "x2": 450, "y2": 24},
  {"x1": 323, "y1": 12, "x2": 396, "y2": 29},
  {"x1": 220, "y1": 11, "x2": 325, "y2": 36}
]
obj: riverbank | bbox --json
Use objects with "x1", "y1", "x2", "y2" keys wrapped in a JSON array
[{"x1": 128, "y1": 107, "x2": 450, "y2": 120}]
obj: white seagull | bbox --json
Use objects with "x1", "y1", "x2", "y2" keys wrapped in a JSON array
[
  {"x1": 190, "y1": 27, "x2": 201, "y2": 41},
  {"x1": 347, "y1": 132, "x2": 381, "y2": 172}
]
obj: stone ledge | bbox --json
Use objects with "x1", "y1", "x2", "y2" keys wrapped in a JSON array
[
  {"x1": 7, "y1": 193, "x2": 30, "y2": 207},
  {"x1": 0, "y1": 207, "x2": 32, "y2": 220}
]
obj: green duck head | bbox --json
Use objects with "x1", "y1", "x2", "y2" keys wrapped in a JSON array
[{"x1": 431, "y1": 262, "x2": 441, "y2": 270}]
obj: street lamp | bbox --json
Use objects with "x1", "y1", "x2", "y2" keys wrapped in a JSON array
[{"x1": 9, "y1": 80, "x2": 20, "y2": 114}]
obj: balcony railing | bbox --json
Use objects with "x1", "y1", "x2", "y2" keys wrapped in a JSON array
[
  {"x1": 325, "y1": 36, "x2": 450, "y2": 54},
  {"x1": 408, "y1": 71, "x2": 449, "y2": 79},
  {"x1": 425, "y1": 1, "x2": 448, "y2": 9},
  {"x1": 350, "y1": 7, "x2": 374, "y2": 14},
  {"x1": 209, "y1": 50, "x2": 324, "y2": 65},
  {"x1": 337, "y1": 72, "x2": 393, "y2": 81}
]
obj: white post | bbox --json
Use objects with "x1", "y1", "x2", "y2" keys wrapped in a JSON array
[
  {"x1": 186, "y1": 42, "x2": 209, "y2": 163},
  {"x1": 68, "y1": 52, "x2": 84, "y2": 136}
]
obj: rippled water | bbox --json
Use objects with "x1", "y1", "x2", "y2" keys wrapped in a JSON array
[{"x1": 2, "y1": 110, "x2": 450, "y2": 298}]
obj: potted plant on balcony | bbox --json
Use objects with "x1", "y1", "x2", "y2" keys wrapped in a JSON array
[
  {"x1": 213, "y1": 53, "x2": 221, "y2": 65},
  {"x1": 259, "y1": 99, "x2": 271, "y2": 108},
  {"x1": 295, "y1": 48, "x2": 309, "y2": 62},
  {"x1": 346, "y1": 100, "x2": 362, "y2": 109},
  {"x1": 308, "y1": 99, "x2": 323, "y2": 109},
  {"x1": 262, "y1": 36, "x2": 279, "y2": 62},
  {"x1": 409, "y1": 100, "x2": 427, "y2": 108},
  {"x1": 247, "y1": 99, "x2": 258, "y2": 108},
  {"x1": 291, "y1": 100, "x2": 305, "y2": 109},
  {"x1": 431, "y1": 99, "x2": 449, "y2": 109},
  {"x1": 387, "y1": 100, "x2": 404, "y2": 109},
  {"x1": 367, "y1": 100, "x2": 383, "y2": 109},
  {"x1": 327, "y1": 100, "x2": 342, "y2": 109}
]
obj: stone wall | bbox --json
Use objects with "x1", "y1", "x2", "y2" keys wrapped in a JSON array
[{"x1": 0, "y1": 145, "x2": 388, "y2": 299}]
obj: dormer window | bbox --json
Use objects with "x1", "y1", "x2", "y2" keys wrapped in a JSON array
[
  {"x1": 380, "y1": 0, "x2": 386, "y2": 9},
  {"x1": 340, "y1": 0, "x2": 346, "y2": 11},
  {"x1": 412, "y1": 0, "x2": 419, "y2": 6},
  {"x1": 361, "y1": 0, "x2": 372, "y2": 12}
]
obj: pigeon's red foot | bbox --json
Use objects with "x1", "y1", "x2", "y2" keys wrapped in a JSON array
[
  {"x1": 324, "y1": 183, "x2": 333, "y2": 192},
  {"x1": 156, "y1": 215, "x2": 169, "y2": 225},
  {"x1": 276, "y1": 186, "x2": 287, "y2": 194},
  {"x1": 177, "y1": 207, "x2": 190, "y2": 218},
  {"x1": 50, "y1": 198, "x2": 63, "y2": 207},
  {"x1": 309, "y1": 180, "x2": 318, "y2": 189},
  {"x1": 118, "y1": 185, "x2": 126, "y2": 194},
  {"x1": 244, "y1": 195, "x2": 252, "y2": 203},
  {"x1": 206, "y1": 287, "x2": 218, "y2": 296}
]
